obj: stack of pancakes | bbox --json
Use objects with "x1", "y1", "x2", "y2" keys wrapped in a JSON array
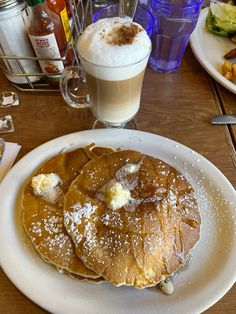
[{"x1": 22, "y1": 145, "x2": 201, "y2": 289}]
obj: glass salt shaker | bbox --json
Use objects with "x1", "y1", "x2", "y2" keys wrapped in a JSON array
[{"x1": 0, "y1": 0, "x2": 40, "y2": 84}]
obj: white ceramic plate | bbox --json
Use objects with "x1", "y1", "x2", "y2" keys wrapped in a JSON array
[
  {"x1": 190, "y1": 8, "x2": 236, "y2": 94},
  {"x1": 0, "y1": 129, "x2": 235, "y2": 314}
]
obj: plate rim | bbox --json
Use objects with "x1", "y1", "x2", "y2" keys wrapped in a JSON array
[
  {"x1": 190, "y1": 8, "x2": 236, "y2": 94},
  {"x1": 0, "y1": 129, "x2": 235, "y2": 314}
]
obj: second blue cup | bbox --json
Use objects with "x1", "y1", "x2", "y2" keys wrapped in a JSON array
[
  {"x1": 93, "y1": 4, "x2": 155, "y2": 38},
  {"x1": 149, "y1": 0, "x2": 203, "y2": 73}
]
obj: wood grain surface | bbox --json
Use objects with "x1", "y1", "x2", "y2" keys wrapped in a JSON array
[
  {"x1": 215, "y1": 82, "x2": 236, "y2": 148},
  {"x1": 0, "y1": 47, "x2": 235, "y2": 313}
]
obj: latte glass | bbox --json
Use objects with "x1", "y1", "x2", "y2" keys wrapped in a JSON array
[{"x1": 60, "y1": 51, "x2": 151, "y2": 129}]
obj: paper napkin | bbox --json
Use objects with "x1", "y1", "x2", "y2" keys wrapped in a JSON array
[{"x1": 0, "y1": 142, "x2": 21, "y2": 182}]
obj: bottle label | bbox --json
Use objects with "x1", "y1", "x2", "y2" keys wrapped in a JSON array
[
  {"x1": 60, "y1": 7, "x2": 71, "y2": 42},
  {"x1": 29, "y1": 33, "x2": 64, "y2": 74}
]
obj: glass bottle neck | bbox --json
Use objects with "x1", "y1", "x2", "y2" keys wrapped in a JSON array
[
  {"x1": 26, "y1": 0, "x2": 45, "y2": 6},
  {"x1": 27, "y1": 1, "x2": 55, "y2": 35}
]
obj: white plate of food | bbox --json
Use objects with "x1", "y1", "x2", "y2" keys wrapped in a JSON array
[
  {"x1": 0, "y1": 129, "x2": 235, "y2": 314},
  {"x1": 190, "y1": 7, "x2": 236, "y2": 94}
]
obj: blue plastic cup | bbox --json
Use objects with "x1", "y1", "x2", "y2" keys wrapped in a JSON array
[
  {"x1": 93, "y1": 4, "x2": 155, "y2": 38},
  {"x1": 149, "y1": 0, "x2": 203, "y2": 72}
]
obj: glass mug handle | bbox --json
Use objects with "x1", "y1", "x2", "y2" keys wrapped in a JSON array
[{"x1": 60, "y1": 65, "x2": 90, "y2": 109}]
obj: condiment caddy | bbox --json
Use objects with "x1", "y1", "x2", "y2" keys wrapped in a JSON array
[{"x1": 0, "y1": 0, "x2": 94, "y2": 91}]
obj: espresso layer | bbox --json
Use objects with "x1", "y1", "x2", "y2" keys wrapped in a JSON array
[{"x1": 86, "y1": 70, "x2": 145, "y2": 124}]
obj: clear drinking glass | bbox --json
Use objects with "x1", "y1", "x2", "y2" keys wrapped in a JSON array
[
  {"x1": 93, "y1": 0, "x2": 108, "y2": 8},
  {"x1": 149, "y1": 0, "x2": 203, "y2": 73},
  {"x1": 60, "y1": 49, "x2": 151, "y2": 128},
  {"x1": 93, "y1": 4, "x2": 155, "y2": 38}
]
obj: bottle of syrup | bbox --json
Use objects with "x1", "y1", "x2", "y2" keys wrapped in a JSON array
[{"x1": 25, "y1": 0, "x2": 68, "y2": 85}]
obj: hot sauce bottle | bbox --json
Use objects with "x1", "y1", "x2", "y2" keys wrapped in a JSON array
[
  {"x1": 64, "y1": 0, "x2": 72, "y2": 19},
  {"x1": 46, "y1": 0, "x2": 71, "y2": 42},
  {"x1": 25, "y1": 0, "x2": 68, "y2": 84},
  {"x1": 46, "y1": 0, "x2": 74, "y2": 64}
]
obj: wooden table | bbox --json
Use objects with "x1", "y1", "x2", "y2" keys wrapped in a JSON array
[
  {"x1": 0, "y1": 46, "x2": 235, "y2": 313},
  {"x1": 215, "y1": 83, "x2": 236, "y2": 148}
]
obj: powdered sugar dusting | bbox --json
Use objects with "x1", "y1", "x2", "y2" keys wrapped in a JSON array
[
  {"x1": 29, "y1": 214, "x2": 64, "y2": 237},
  {"x1": 28, "y1": 211, "x2": 74, "y2": 265},
  {"x1": 31, "y1": 221, "x2": 42, "y2": 237},
  {"x1": 37, "y1": 233, "x2": 73, "y2": 263},
  {"x1": 116, "y1": 162, "x2": 142, "y2": 191},
  {"x1": 178, "y1": 159, "x2": 236, "y2": 254},
  {"x1": 64, "y1": 202, "x2": 97, "y2": 244},
  {"x1": 44, "y1": 215, "x2": 63, "y2": 234}
]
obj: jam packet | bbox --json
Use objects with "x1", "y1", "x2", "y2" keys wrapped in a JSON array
[
  {"x1": 0, "y1": 115, "x2": 15, "y2": 134},
  {"x1": 0, "y1": 92, "x2": 19, "y2": 107}
]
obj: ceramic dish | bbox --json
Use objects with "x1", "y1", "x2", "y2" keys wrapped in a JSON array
[
  {"x1": 0, "y1": 129, "x2": 235, "y2": 314},
  {"x1": 190, "y1": 8, "x2": 236, "y2": 94}
]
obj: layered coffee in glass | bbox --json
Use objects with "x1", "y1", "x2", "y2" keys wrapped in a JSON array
[{"x1": 60, "y1": 17, "x2": 152, "y2": 128}]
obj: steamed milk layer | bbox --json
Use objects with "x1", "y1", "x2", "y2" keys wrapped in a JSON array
[{"x1": 77, "y1": 18, "x2": 151, "y2": 125}]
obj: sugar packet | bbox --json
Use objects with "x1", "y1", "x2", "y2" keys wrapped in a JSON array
[
  {"x1": 0, "y1": 115, "x2": 15, "y2": 134},
  {"x1": 0, "y1": 91, "x2": 19, "y2": 107}
]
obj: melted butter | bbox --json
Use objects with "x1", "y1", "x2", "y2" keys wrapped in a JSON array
[
  {"x1": 31, "y1": 173, "x2": 61, "y2": 195},
  {"x1": 159, "y1": 279, "x2": 174, "y2": 295},
  {"x1": 100, "y1": 180, "x2": 133, "y2": 210},
  {"x1": 31, "y1": 173, "x2": 62, "y2": 204}
]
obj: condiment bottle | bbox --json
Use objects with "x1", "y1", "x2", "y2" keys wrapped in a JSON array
[
  {"x1": 64, "y1": 0, "x2": 72, "y2": 19},
  {"x1": 46, "y1": 0, "x2": 74, "y2": 64},
  {"x1": 46, "y1": 0, "x2": 71, "y2": 42},
  {"x1": 25, "y1": 0, "x2": 68, "y2": 84}
]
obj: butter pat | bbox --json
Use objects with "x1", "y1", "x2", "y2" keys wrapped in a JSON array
[
  {"x1": 120, "y1": 163, "x2": 140, "y2": 174},
  {"x1": 31, "y1": 173, "x2": 61, "y2": 196},
  {"x1": 103, "y1": 181, "x2": 132, "y2": 210},
  {"x1": 159, "y1": 279, "x2": 174, "y2": 295}
]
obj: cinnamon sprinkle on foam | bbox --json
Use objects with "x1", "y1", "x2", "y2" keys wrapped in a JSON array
[{"x1": 105, "y1": 24, "x2": 143, "y2": 46}]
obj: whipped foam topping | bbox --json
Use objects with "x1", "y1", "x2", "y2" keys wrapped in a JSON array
[{"x1": 77, "y1": 17, "x2": 151, "y2": 66}]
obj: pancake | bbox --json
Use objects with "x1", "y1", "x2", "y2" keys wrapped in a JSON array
[
  {"x1": 22, "y1": 145, "x2": 113, "y2": 278},
  {"x1": 72, "y1": 274, "x2": 105, "y2": 284},
  {"x1": 64, "y1": 149, "x2": 201, "y2": 289}
]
